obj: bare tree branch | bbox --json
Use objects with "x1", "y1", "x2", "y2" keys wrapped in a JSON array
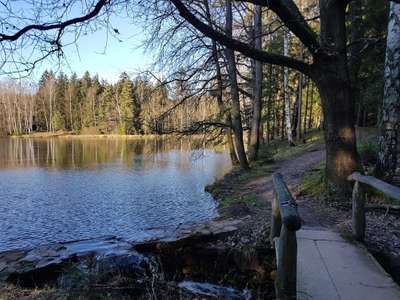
[
  {"x1": 170, "y1": 0, "x2": 312, "y2": 76},
  {"x1": 0, "y1": 0, "x2": 109, "y2": 42}
]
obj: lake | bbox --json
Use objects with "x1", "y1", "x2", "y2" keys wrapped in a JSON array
[{"x1": 0, "y1": 137, "x2": 232, "y2": 251}]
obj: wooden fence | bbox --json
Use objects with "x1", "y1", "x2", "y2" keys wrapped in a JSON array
[
  {"x1": 348, "y1": 172, "x2": 400, "y2": 241},
  {"x1": 271, "y1": 173, "x2": 302, "y2": 300}
]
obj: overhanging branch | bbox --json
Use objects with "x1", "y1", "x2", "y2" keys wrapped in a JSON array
[
  {"x1": 239, "y1": 0, "x2": 320, "y2": 53},
  {"x1": 0, "y1": 0, "x2": 109, "y2": 42},
  {"x1": 170, "y1": 0, "x2": 312, "y2": 76}
]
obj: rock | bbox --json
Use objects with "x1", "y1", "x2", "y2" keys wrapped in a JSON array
[
  {"x1": 0, "y1": 236, "x2": 136, "y2": 284},
  {"x1": 58, "y1": 251, "x2": 153, "y2": 290},
  {"x1": 135, "y1": 218, "x2": 244, "y2": 252},
  {"x1": 177, "y1": 281, "x2": 251, "y2": 299}
]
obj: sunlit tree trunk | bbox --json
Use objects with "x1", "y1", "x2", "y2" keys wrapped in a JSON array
[
  {"x1": 248, "y1": 5, "x2": 263, "y2": 161},
  {"x1": 225, "y1": 0, "x2": 249, "y2": 169},
  {"x1": 296, "y1": 72, "x2": 303, "y2": 140},
  {"x1": 283, "y1": 29, "x2": 294, "y2": 146},
  {"x1": 375, "y1": 2, "x2": 400, "y2": 181}
]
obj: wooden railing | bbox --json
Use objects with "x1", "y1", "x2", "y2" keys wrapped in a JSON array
[
  {"x1": 270, "y1": 173, "x2": 302, "y2": 300},
  {"x1": 348, "y1": 172, "x2": 400, "y2": 241}
]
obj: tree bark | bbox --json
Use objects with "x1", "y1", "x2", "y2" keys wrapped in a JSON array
[
  {"x1": 303, "y1": 77, "x2": 310, "y2": 138},
  {"x1": 375, "y1": 2, "x2": 400, "y2": 181},
  {"x1": 225, "y1": 0, "x2": 249, "y2": 169},
  {"x1": 248, "y1": 5, "x2": 263, "y2": 161},
  {"x1": 313, "y1": 0, "x2": 359, "y2": 200},
  {"x1": 283, "y1": 29, "x2": 294, "y2": 146},
  {"x1": 296, "y1": 72, "x2": 303, "y2": 140}
]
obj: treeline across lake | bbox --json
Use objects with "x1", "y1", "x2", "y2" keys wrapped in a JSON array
[{"x1": 0, "y1": 70, "x2": 219, "y2": 136}]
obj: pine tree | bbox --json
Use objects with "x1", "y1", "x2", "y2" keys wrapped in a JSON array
[
  {"x1": 98, "y1": 83, "x2": 114, "y2": 133},
  {"x1": 116, "y1": 73, "x2": 134, "y2": 134}
]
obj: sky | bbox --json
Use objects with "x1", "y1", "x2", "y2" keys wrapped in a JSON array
[{"x1": 36, "y1": 17, "x2": 153, "y2": 83}]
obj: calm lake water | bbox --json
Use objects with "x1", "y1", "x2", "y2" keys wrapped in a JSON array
[{"x1": 0, "y1": 137, "x2": 232, "y2": 251}]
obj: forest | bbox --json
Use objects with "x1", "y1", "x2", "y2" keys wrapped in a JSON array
[
  {"x1": 0, "y1": 70, "x2": 219, "y2": 135},
  {"x1": 0, "y1": 0, "x2": 400, "y2": 299}
]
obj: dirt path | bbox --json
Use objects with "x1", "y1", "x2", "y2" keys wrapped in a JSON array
[{"x1": 245, "y1": 148, "x2": 325, "y2": 228}]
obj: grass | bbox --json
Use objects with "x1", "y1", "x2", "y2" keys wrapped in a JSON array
[
  {"x1": 237, "y1": 164, "x2": 276, "y2": 183},
  {"x1": 266, "y1": 131, "x2": 323, "y2": 162},
  {"x1": 0, "y1": 285, "x2": 59, "y2": 300},
  {"x1": 300, "y1": 161, "x2": 326, "y2": 197},
  {"x1": 218, "y1": 193, "x2": 262, "y2": 209}
]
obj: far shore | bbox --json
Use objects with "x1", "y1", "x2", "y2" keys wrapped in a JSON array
[{"x1": 8, "y1": 131, "x2": 190, "y2": 139}]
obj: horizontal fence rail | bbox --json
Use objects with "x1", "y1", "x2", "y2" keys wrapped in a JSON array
[
  {"x1": 348, "y1": 172, "x2": 400, "y2": 241},
  {"x1": 271, "y1": 173, "x2": 301, "y2": 300}
]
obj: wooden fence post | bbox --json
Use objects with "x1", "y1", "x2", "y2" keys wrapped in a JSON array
[
  {"x1": 351, "y1": 180, "x2": 366, "y2": 242},
  {"x1": 271, "y1": 173, "x2": 301, "y2": 300},
  {"x1": 275, "y1": 225, "x2": 297, "y2": 299},
  {"x1": 270, "y1": 191, "x2": 282, "y2": 245}
]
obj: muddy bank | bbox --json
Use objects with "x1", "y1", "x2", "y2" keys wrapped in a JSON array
[{"x1": 0, "y1": 219, "x2": 275, "y2": 299}]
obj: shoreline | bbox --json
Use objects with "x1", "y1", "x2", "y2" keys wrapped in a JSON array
[
  {"x1": 10, "y1": 131, "x2": 168, "y2": 139},
  {"x1": 7, "y1": 132, "x2": 212, "y2": 140}
]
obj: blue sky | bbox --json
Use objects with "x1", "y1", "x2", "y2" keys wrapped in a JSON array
[
  {"x1": 45, "y1": 19, "x2": 151, "y2": 82},
  {"x1": 27, "y1": 15, "x2": 153, "y2": 83}
]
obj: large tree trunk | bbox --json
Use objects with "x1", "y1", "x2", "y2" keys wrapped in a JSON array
[
  {"x1": 314, "y1": 0, "x2": 359, "y2": 200},
  {"x1": 225, "y1": 0, "x2": 249, "y2": 169},
  {"x1": 248, "y1": 5, "x2": 263, "y2": 161},
  {"x1": 375, "y1": 2, "x2": 400, "y2": 181},
  {"x1": 315, "y1": 74, "x2": 358, "y2": 200}
]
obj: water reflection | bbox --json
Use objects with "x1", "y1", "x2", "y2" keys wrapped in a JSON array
[
  {"x1": 0, "y1": 137, "x2": 227, "y2": 172},
  {"x1": 0, "y1": 137, "x2": 231, "y2": 251}
]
